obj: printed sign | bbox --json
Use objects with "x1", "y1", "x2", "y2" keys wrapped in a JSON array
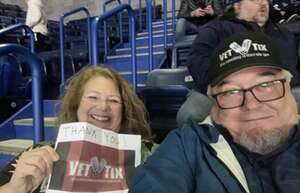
[{"x1": 46, "y1": 122, "x2": 141, "y2": 193}]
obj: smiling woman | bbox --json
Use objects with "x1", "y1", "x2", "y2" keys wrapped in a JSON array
[
  {"x1": 57, "y1": 65, "x2": 152, "y2": 139},
  {"x1": 78, "y1": 76, "x2": 123, "y2": 133},
  {"x1": 0, "y1": 65, "x2": 157, "y2": 193}
]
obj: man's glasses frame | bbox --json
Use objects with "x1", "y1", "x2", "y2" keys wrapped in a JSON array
[{"x1": 212, "y1": 79, "x2": 286, "y2": 109}]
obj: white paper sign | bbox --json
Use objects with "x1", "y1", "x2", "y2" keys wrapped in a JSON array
[{"x1": 46, "y1": 122, "x2": 141, "y2": 193}]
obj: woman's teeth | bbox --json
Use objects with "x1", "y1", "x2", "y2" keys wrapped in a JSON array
[{"x1": 91, "y1": 115, "x2": 109, "y2": 121}]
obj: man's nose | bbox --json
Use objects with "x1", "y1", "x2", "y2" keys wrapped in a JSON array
[{"x1": 243, "y1": 90, "x2": 260, "y2": 109}]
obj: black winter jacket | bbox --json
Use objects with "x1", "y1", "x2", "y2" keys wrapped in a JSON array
[
  {"x1": 187, "y1": 17, "x2": 300, "y2": 93},
  {"x1": 177, "y1": 0, "x2": 222, "y2": 26}
]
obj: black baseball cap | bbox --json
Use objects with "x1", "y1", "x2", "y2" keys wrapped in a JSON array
[
  {"x1": 222, "y1": 0, "x2": 272, "y2": 10},
  {"x1": 223, "y1": 0, "x2": 240, "y2": 5},
  {"x1": 208, "y1": 32, "x2": 290, "y2": 87},
  {"x1": 222, "y1": 0, "x2": 240, "y2": 9}
]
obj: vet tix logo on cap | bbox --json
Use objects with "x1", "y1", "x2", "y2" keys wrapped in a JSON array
[
  {"x1": 219, "y1": 39, "x2": 270, "y2": 67},
  {"x1": 208, "y1": 32, "x2": 286, "y2": 87}
]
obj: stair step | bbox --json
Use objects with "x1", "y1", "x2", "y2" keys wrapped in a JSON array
[
  {"x1": 0, "y1": 100, "x2": 59, "y2": 142},
  {"x1": 137, "y1": 28, "x2": 173, "y2": 36},
  {"x1": 136, "y1": 32, "x2": 173, "y2": 40},
  {"x1": 107, "y1": 50, "x2": 164, "y2": 60},
  {"x1": 13, "y1": 117, "x2": 59, "y2": 141},
  {"x1": 115, "y1": 43, "x2": 172, "y2": 55},
  {"x1": 14, "y1": 117, "x2": 57, "y2": 127},
  {"x1": 0, "y1": 139, "x2": 33, "y2": 155},
  {"x1": 152, "y1": 22, "x2": 173, "y2": 28},
  {"x1": 105, "y1": 53, "x2": 164, "y2": 85},
  {"x1": 120, "y1": 71, "x2": 148, "y2": 87},
  {"x1": 116, "y1": 43, "x2": 172, "y2": 51},
  {"x1": 0, "y1": 154, "x2": 15, "y2": 169},
  {"x1": 152, "y1": 19, "x2": 175, "y2": 25},
  {"x1": 125, "y1": 35, "x2": 174, "y2": 47}
]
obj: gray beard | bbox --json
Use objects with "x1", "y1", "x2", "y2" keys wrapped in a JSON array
[{"x1": 238, "y1": 127, "x2": 292, "y2": 155}]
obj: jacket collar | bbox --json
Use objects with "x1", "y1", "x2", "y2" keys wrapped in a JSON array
[{"x1": 190, "y1": 116, "x2": 250, "y2": 193}]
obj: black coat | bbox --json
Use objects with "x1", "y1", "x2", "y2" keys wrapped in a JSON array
[
  {"x1": 187, "y1": 17, "x2": 300, "y2": 93},
  {"x1": 177, "y1": 0, "x2": 222, "y2": 26}
]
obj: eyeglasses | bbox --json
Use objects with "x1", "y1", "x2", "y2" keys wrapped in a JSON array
[{"x1": 212, "y1": 79, "x2": 286, "y2": 109}]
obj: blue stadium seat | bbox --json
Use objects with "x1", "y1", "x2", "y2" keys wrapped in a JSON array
[
  {"x1": 2, "y1": 10, "x2": 18, "y2": 18},
  {"x1": 0, "y1": 54, "x2": 29, "y2": 123},
  {"x1": 38, "y1": 51, "x2": 75, "y2": 98},
  {"x1": 66, "y1": 36, "x2": 89, "y2": 50},
  {"x1": 159, "y1": 35, "x2": 196, "y2": 69},
  {"x1": 171, "y1": 36, "x2": 195, "y2": 68},
  {"x1": 0, "y1": 54, "x2": 24, "y2": 98},
  {"x1": 140, "y1": 68, "x2": 192, "y2": 143},
  {"x1": 65, "y1": 49, "x2": 89, "y2": 72},
  {"x1": 0, "y1": 16, "x2": 15, "y2": 26},
  {"x1": 15, "y1": 17, "x2": 25, "y2": 24}
]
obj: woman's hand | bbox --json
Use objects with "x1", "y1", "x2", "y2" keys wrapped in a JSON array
[{"x1": 0, "y1": 146, "x2": 59, "y2": 193}]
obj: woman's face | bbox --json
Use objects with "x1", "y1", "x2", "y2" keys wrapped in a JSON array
[{"x1": 77, "y1": 76, "x2": 123, "y2": 133}]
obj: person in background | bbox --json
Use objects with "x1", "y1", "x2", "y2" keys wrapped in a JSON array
[
  {"x1": 0, "y1": 66, "x2": 157, "y2": 193},
  {"x1": 177, "y1": 0, "x2": 300, "y2": 127},
  {"x1": 129, "y1": 32, "x2": 300, "y2": 193},
  {"x1": 25, "y1": 0, "x2": 49, "y2": 52},
  {"x1": 270, "y1": 0, "x2": 300, "y2": 23},
  {"x1": 176, "y1": 0, "x2": 222, "y2": 41}
]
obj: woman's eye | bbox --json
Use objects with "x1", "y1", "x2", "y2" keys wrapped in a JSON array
[
  {"x1": 109, "y1": 99, "x2": 121, "y2": 104},
  {"x1": 108, "y1": 97, "x2": 121, "y2": 104},
  {"x1": 87, "y1": 96, "x2": 98, "y2": 100}
]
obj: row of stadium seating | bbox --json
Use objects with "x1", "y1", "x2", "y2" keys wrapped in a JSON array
[{"x1": 0, "y1": 2, "x2": 165, "y2": 126}]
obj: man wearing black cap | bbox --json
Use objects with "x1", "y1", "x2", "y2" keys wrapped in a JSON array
[
  {"x1": 129, "y1": 32, "x2": 300, "y2": 193},
  {"x1": 177, "y1": 0, "x2": 300, "y2": 126}
]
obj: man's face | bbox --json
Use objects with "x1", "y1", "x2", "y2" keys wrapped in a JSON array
[
  {"x1": 211, "y1": 67, "x2": 299, "y2": 154},
  {"x1": 234, "y1": 0, "x2": 270, "y2": 27}
]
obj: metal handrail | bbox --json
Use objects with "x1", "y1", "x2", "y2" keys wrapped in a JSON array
[
  {"x1": 172, "y1": 0, "x2": 176, "y2": 39},
  {"x1": 146, "y1": 0, "x2": 153, "y2": 70},
  {"x1": 163, "y1": 0, "x2": 167, "y2": 48},
  {"x1": 103, "y1": 0, "x2": 123, "y2": 62},
  {"x1": 0, "y1": 44, "x2": 44, "y2": 144},
  {"x1": 138, "y1": 0, "x2": 143, "y2": 32},
  {"x1": 146, "y1": 0, "x2": 176, "y2": 69},
  {"x1": 59, "y1": 7, "x2": 92, "y2": 92},
  {"x1": 0, "y1": 23, "x2": 35, "y2": 53},
  {"x1": 91, "y1": 3, "x2": 137, "y2": 91},
  {"x1": 152, "y1": 0, "x2": 156, "y2": 20}
]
